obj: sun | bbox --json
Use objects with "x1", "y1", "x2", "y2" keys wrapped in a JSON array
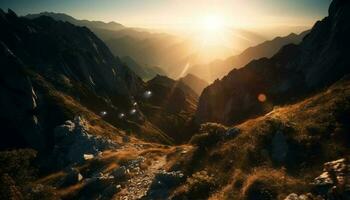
[
  {"x1": 201, "y1": 15, "x2": 225, "y2": 31},
  {"x1": 193, "y1": 15, "x2": 229, "y2": 46}
]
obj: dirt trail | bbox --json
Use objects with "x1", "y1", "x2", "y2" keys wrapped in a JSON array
[{"x1": 116, "y1": 155, "x2": 167, "y2": 200}]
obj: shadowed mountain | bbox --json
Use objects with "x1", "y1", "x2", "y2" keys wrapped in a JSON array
[
  {"x1": 196, "y1": 0, "x2": 350, "y2": 125},
  {"x1": 139, "y1": 75, "x2": 198, "y2": 143},
  {"x1": 189, "y1": 30, "x2": 309, "y2": 82},
  {"x1": 179, "y1": 73, "x2": 209, "y2": 95},
  {"x1": 0, "y1": 9, "x2": 174, "y2": 151}
]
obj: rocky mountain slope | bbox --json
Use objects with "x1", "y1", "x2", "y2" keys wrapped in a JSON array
[
  {"x1": 196, "y1": 0, "x2": 350, "y2": 125},
  {"x1": 179, "y1": 73, "x2": 209, "y2": 95},
  {"x1": 188, "y1": 30, "x2": 309, "y2": 82},
  {"x1": 140, "y1": 75, "x2": 199, "y2": 143},
  {"x1": 0, "y1": 9, "x2": 175, "y2": 152}
]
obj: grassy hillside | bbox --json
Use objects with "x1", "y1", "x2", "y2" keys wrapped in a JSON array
[{"x1": 168, "y1": 76, "x2": 350, "y2": 199}]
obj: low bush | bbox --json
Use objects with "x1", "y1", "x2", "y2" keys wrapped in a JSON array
[
  {"x1": 241, "y1": 168, "x2": 308, "y2": 200},
  {"x1": 172, "y1": 170, "x2": 215, "y2": 199},
  {"x1": 189, "y1": 123, "x2": 228, "y2": 148}
]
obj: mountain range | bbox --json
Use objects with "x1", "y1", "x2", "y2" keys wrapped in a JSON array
[
  {"x1": 1, "y1": 0, "x2": 350, "y2": 199},
  {"x1": 188, "y1": 30, "x2": 309, "y2": 82},
  {"x1": 24, "y1": 12, "x2": 275, "y2": 81}
]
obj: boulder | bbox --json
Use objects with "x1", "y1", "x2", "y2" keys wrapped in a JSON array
[
  {"x1": 52, "y1": 116, "x2": 120, "y2": 167},
  {"x1": 312, "y1": 158, "x2": 350, "y2": 198}
]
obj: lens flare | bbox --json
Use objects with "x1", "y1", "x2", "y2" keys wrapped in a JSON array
[
  {"x1": 143, "y1": 90, "x2": 152, "y2": 98},
  {"x1": 258, "y1": 94, "x2": 267, "y2": 102},
  {"x1": 130, "y1": 109, "x2": 137, "y2": 115},
  {"x1": 118, "y1": 113, "x2": 125, "y2": 119}
]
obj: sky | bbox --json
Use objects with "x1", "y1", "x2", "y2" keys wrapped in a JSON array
[{"x1": 0, "y1": 0, "x2": 331, "y2": 30}]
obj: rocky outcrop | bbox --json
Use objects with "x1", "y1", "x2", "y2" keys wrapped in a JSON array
[
  {"x1": 52, "y1": 116, "x2": 119, "y2": 167},
  {"x1": 312, "y1": 158, "x2": 350, "y2": 198},
  {"x1": 285, "y1": 158, "x2": 350, "y2": 200},
  {"x1": 196, "y1": 0, "x2": 350, "y2": 125}
]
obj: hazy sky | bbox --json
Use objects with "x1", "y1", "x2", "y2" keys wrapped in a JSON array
[{"x1": 0, "y1": 0, "x2": 331, "y2": 30}]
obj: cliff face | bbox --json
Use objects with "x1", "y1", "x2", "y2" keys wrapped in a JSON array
[{"x1": 196, "y1": 0, "x2": 350, "y2": 125}]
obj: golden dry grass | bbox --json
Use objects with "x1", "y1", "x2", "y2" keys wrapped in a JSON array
[{"x1": 170, "y1": 78, "x2": 350, "y2": 199}]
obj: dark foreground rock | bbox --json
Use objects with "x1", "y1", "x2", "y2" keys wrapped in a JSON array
[{"x1": 52, "y1": 116, "x2": 120, "y2": 167}]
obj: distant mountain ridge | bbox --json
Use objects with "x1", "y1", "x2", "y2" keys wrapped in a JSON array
[
  {"x1": 24, "y1": 12, "x2": 274, "y2": 81},
  {"x1": 189, "y1": 30, "x2": 310, "y2": 82},
  {"x1": 26, "y1": 12, "x2": 124, "y2": 31},
  {"x1": 196, "y1": 0, "x2": 350, "y2": 125}
]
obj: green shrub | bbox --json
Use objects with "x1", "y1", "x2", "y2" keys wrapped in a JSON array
[
  {"x1": 173, "y1": 170, "x2": 215, "y2": 199},
  {"x1": 189, "y1": 123, "x2": 228, "y2": 148},
  {"x1": 241, "y1": 168, "x2": 308, "y2": 200}
]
